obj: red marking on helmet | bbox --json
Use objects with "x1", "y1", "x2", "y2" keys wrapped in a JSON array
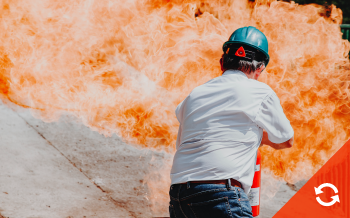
[
  {"x1": 235, "y1": 46, "x2": 246, "y2": 57},
  {"x1": 226, "y1": 47, "x2": 230, "y2": 54}
]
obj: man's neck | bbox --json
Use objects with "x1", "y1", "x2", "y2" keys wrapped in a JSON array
[
  {"x1": 222, "y1": 69, "x2": 258, "y2": 80},
  {"x1": 245, "y1": 72, "x2": 257, "y2": 80}
]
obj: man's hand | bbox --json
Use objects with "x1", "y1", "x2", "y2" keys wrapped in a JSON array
[{"x1": 260, "y1": 130, "x2": 294, "y2": 150}]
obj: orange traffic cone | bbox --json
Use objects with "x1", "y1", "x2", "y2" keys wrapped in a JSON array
[{"x1": 249, "y1": 150, "x2": 261, "y2": 217}]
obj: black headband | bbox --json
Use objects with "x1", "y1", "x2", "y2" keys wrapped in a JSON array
[{"x1": 223, "y1": 45, "x2": 268, "y2": 65}]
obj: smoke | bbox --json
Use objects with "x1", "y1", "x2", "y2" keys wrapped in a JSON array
[{"x1": 0, "y1": 0, "x2": 350, "y2": 209}]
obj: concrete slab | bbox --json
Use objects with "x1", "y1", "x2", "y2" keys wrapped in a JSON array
[
  {"x1": 0, "y1": 103, "x2": 130, "y2": 218},
  {"x1": 16, "y1": 108, "x2": 172, "y2": 218},
  {"x1": 259, "y1": 180, "x2": 307, "y2": 218}
]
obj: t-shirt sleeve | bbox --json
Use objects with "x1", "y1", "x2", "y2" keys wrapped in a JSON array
[{"x1": 254, "y1": 91, "x2": 294, "y2": 144}]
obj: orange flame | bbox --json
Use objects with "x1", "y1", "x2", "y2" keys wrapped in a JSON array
[{"x1": 0, "y1": 0, "x2": 349, "y2": 186}]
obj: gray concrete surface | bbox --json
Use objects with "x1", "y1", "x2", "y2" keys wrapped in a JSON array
[
  {"x1": 0, "y1": 101, "x2": 306, "y2": 218},
  {"x1": 0, "y1": 103, "x2": 130, "y2": 218},
  {"x1": 259, "y1": 180, "x2": 307, "y2": 218}
]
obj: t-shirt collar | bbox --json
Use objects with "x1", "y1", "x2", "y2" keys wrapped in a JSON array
[{"x1": 222, "y1": 70, "x2": 248, "y2": 79}]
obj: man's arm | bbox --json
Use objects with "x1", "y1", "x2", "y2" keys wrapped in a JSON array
[
  {"x1": 254, "y1": 91, "x2": 294, "y2": 150},
  {"x1": 261, "y1": 130, "x2": 294, "y2": 150}
]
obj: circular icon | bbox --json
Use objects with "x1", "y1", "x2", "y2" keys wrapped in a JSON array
[{"x1": 314, "y1": 183, "x2": 340, "y2": 206}]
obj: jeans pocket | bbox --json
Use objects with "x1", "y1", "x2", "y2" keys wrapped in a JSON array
[
  {"x1": 237, "y1": 189, "x2": 253, "y2": 218},
  {"x1": 237, "y1": 199, "x2": 253, "y2": 218},
  {"x1": 189, "y1": 197, "x2": 233, "y2": 218}
]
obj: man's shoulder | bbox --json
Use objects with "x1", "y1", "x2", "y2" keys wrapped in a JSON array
[
  {"x1": 189, "y1": 76, "x2": 222, "y2": 92},
  {"x1": 248, "y1": 78, "x2": 272, "y2": 88},
  {"x1": 247, "y1": 79, "x2": 274, "y2": 94},
  {"x1": 189, "y1": 75, "x2": 274, "y2": 98}
]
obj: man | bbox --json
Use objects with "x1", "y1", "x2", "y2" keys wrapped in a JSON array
[{"x1": 169, "y1": 26, "x2": 294, "y2": 218}]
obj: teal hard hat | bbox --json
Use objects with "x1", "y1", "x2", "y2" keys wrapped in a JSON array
[{"x1": 223, "y1": 26, "x2": 270, "y2": 66}]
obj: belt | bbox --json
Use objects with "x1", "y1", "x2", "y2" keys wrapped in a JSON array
[{"x1": 182, "y1": 178, "x2": 242, "y2": 188}]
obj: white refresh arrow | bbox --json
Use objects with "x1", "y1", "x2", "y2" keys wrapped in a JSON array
[
  {"x1": 316, "y1": 195, "x2": 340, "y2": 206},
  {"x1": 314, "y1": 183, "x2": 338, "y2": 195}
]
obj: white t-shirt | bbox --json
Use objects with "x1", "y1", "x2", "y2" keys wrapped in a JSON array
[{"x1": 170, "y1": 70, "x2": 294, "y2": 194}]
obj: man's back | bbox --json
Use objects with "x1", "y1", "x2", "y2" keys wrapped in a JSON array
[
  {"x1": 176, "y1": 70, "x2": 272, "y2": 145},
  {"x1": 171, "y1": 70, "x2": 294, "y2": 194}
]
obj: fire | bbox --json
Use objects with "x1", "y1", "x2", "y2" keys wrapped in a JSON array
[{"x1": 0, "y1": 0, "x2": 349, "y2": 210}]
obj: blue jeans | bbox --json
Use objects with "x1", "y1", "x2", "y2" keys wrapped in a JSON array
[{"x1": 169, "y1": 183, "x2": 253, "y2": 218}]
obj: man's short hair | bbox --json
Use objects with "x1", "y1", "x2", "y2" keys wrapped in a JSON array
[{"x1": 222, "y1": 54, "x2": 265, "y2": 74}]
